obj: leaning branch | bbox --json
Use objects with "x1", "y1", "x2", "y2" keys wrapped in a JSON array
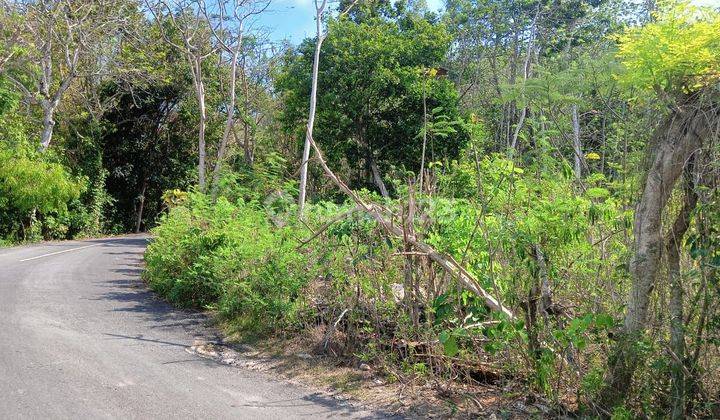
[
  {"x1": 297, "y1": 205, "x2": 361, "y2": 249},
  {"x1": 307, "y1": 134, "x2": 515, "y2": 319}
]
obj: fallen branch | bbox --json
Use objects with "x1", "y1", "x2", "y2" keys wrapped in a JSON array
[
  {"x1": 297, "y1": 205, "x2": 361, "y2": 249},
  {"x1": 323, "y1": 308, "x2": 349, "y2": 350},
  {"x1": 391, "y1": 251, "x2": 429, "y2": 257},
  {"x1": 308, "y1": 135, "x2": 516, "y2": 320}
]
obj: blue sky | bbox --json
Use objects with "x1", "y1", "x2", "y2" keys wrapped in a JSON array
[
  {"x1": 252, "y1": 0, "x2": 719, "y2": 44},
  {"x1": 249, "y1": 0, "x2": 444, "y2": 44}
]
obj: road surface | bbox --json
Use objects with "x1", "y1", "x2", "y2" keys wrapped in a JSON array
[{"x1": 0, "y1": 236, "x2": 380, "y2": 419}]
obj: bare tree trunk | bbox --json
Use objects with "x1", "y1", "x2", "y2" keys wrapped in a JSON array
[
  {"x1": 40, "y1": 102, "x2": 56, "y2": 151},
  {"x1": 39, "y1": 41, "x2": 56, "y2": 152},
  {"x1": 571, "y1": 103, "x2": 583, "y2": 180},
  {"x1": 369, "y1": 157, "x2": 389, "y2": 198},
  {"x1": 298, "y1": 0, "x2": 328, "y2": 214},
  {"x1": 135, "y1": 180, "x2": 148, "y2": 233},
  {"x1": 37, "y1": 42, "x2": 78, "y2": 151},
  {"x1": 193, "y1": 57, "x2": 208, "y2": 192},
  {"x1": 211, "y1": 48, "x2": 241, "y2": 200},
  {"x1": 524, "y1": 281, "x2": 541, "y2": 361},
  {"x1": 403, "y1": 183, "x2": 419, "y2": 327},
  {"x1": 524, "y1": 244, "x2": 553, "y2": 368},
  {"x1": 666, "y1": 172, "x2": 697, "y2": 420},
  {"x1": 599, "y1": 105, "x2": 714, "y2": 409},
  {"x1": 148, "y1": 1, "x2": 220, "y2": 193},
  {"x1": 535, "y1": 244, "x2": 552, "y2": 319},
  {"x1": 509, "y1": 6, "x2": 539, "y2": 152}
]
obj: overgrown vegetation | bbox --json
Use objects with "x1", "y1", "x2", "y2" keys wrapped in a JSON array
[{"x1": 2, "y1": 0, "x2": 719, "y2": 417}]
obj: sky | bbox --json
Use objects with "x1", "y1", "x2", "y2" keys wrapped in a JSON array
[
  {"x1": 252, "y1": 0, "x2": 719, "y2": 44},
  {"x1": 249, "y1": 0, "x2": 444, "y2": 44}
]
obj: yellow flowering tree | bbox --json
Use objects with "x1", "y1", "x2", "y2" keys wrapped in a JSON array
[{"x1": 616, "y1": 1, "x2": 720, "y2": 95}]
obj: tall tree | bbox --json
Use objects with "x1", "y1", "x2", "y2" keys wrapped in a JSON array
[
  {"x1": 599, "y1": 4, "x2": 720, "y2": 412},
  {"x1": 280, "y1": 9, "x2": 468, "y2": 198},
  {"x1": 0, "y1": 0, "x2": 129, "y2": 151},
  {"x1": 200, "y1": 0, "x2": 270, "y2": 199},
  {"x1": 297, "y1": 0, "x2": 328, "y2": 214},
  {"x1": 146, "y1": 0, "x2": 219, "y2": 191}
]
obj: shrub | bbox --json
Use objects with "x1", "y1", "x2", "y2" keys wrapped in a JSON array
[
  {"x1": 144, "y1": 192, "x2": 314, "y2": 334},
  {"x1": 0, "y1": 141, "x2": 84, "y2": 241}
]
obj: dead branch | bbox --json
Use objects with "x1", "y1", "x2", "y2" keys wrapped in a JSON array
[
  {"x1": 297, "y1": 205, "x2": 361, "y2": 248},
  {"x1": 323, "y1": 308, "x2": 349, "y2": 351},
  {"x1": 307, "y1": 135, "x2": 516, "y2": 320}
]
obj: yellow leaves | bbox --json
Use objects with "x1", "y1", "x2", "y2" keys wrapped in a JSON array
[
  {"x1": 586, "y1": 152, "x2": 601, "y2": 160},
  {"x1": 616, "y1": 1, "x2": 720, "y2": 94},
  {"x1": 162, "y1": 189, "x2": 188, "y2": 208}
]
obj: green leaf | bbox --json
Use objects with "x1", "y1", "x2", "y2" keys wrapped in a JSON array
[
  {"x1": 440, "y1": 333, "x2": 459, "y2": 357},
  {"x1": 594, "y1": 313, "x2": 614, "y2": 329}
]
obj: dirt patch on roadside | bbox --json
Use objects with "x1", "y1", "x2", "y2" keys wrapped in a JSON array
[{"x1": 185, "y1": 334, "x2": 562, "y2": 419}]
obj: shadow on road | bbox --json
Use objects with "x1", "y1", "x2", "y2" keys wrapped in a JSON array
[
  {"x1": 233, "y1": 392, "x2": 395, "y2": 419},
  {"x1": 91, "y1": 236, "x2": 396, "y2": 419},
  {"x1": 90, "y1": 238, "x2": 215, "y2": 334}
]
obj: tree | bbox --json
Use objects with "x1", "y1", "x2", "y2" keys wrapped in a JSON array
[
  {"x1": 0, "y1": 6, "x2": 22, "y2": 71},
  {"x1": 279, "y1": 9, "x2": 468, "y2": 199},
  {"x1": 0, "y1": 83, "x2": 83, "y2": 239},
  {"x1": 0, "y1": 0, "x2": 130, "y2": 151},
  {"x1": 100, "y1": 81, "x2": 198, "y2": 232},
  {"x1": 599, "y1": 4, "x2": 720, "y2": 414},
  {"x1": 91, "y1": 17, "x2": 201, "y2": 232},
  {"x1": 146, "y1": 0, "x2": 219, "y2": 191},
  {"x1": 443, "y1": 0, "x2": 615, "y2": 153},
  {"x1": 200, "y1": 0, "x2": 270, "y2": 200},
  {"x1": 297, "y1": 0, "x2": 328, "y2": 214}
]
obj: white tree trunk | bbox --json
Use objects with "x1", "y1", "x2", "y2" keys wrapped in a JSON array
[
  {"x1": 509, "y1": 6, "x2": 539, "y2": 151},
  {"x1": 298, "y1": 0, "x2": 328, "y2": 214},
  {"x1": 40, "y1": 102, "x2": 56, "y2": 151},
  {"x1": 192, "y1": 57, "x2": 208, "y2": 191},
  {"x1": 571, "y1": 103, "x2": 583, "y2": 180},
  {"x1": 211, "y1": 48, "x2": 241, "y2": 199},
  {"x1": 135, "y1": 180, "x2": 148, "y2": 233}
]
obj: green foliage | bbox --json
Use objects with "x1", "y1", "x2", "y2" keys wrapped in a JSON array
[
  {"x1": 2, "y1": 0, "x2": 719, "y2": 415},
  {"x1": 144, "y1": 192, "x2": 313, "y2": 333},
  {"x1": 616, "y1": 1, "x2": 720, "y2": 94},
  {"x1": 278, "y1": 12, "x2": 468, "y2": 193},
  {"x1": 0, "y1": 141, "x2": 84, "y2": 241}
]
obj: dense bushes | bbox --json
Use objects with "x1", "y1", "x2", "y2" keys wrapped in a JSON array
[
  {"x1": 144, "y1": 152, "x2": 632, "y2": 407},
  {"x1": 144, "y1": 193, "x2": 315, "y2": 333},
  {"x1": 0, "y1": 141, "x2": 86, "y2": 241},
  {"x1": 0, "y1": 78, "x2": 108, "y2": 242},
  {"x1": 143, "y1": 129, "x2": 718, "y2": 415}
]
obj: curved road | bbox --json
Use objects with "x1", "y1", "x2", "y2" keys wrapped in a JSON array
[{"x1": 0, "y1": 236, "x2": 379, "y2": 419}]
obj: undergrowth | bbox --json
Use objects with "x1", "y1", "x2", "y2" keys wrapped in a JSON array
[{"x1": 142, "y1": 154, "x2": 647, "y2": 415}]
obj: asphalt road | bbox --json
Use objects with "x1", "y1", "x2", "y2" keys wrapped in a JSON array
[{"x1": 0, "y1": 236, "x2": 380, "y2": 419}]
